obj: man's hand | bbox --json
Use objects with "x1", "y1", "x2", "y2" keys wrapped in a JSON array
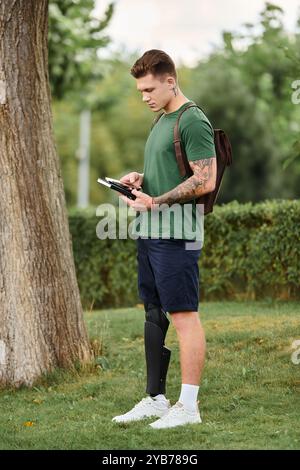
[
  {"x1": 120, "y1": 172, "x2": 143, "y2": 189},
  {"x1": 119, "y1": 189, "x2": 154, "y2": 212}
]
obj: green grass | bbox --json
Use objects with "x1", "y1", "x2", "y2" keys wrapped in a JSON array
[{"x1": 1, "y1": 301, "x2": 300, "y2": 450}]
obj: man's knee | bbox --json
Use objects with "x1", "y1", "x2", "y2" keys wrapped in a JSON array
[{"x1": 170, "y1": 311, "x2": 200, "y2": 332}]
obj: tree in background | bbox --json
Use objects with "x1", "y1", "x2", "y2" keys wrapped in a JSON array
[
  {"x1": 49, "y1": 0, "x2": 114, "y2": 99},
  {"x1": 186, "y1": 2, "x2": 300, "y2": 202},
  {"x1": 49, "y1": 0, "x2": 116, "y2": 205}
]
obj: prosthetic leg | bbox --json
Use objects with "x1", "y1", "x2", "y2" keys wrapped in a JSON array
[{"x1": 144, "y1": 302, "x2": 171, "y2": 395}]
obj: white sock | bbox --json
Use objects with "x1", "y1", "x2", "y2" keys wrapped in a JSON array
[{"x1": 179, "y1": 384, "x2": 199, "y2": 411}]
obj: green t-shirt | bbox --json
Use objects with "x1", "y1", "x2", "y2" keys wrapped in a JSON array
[{"x1": 131, "y1": 101, "x2": 216, "y2": 240}]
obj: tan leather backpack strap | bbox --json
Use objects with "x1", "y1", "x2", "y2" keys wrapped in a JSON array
[{"x1": 173, "y1": 104, "x2": 201, "y2": 177}]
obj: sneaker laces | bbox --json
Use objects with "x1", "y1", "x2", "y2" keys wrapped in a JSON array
[
  {"x1": 127, "y1": 397, "x2": 154, "y2": 414},
  {"x1": 158, "y1": 401, "x2": 199, "y2": 424},
  {"x1": 134, "y1": 397, "x2": 153, "y2": 408},
  {"x1": 157, "y1": 402, "x2": 184, "y2": 422}
]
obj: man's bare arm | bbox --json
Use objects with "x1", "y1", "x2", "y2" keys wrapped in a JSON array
[{"x1": 153, "y1": 157, "x2": 216, "y2": 205}]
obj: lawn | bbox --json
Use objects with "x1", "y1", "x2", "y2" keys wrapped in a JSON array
[{"x1": 0, "y1": 301, "x2": 300, "y2": 450}]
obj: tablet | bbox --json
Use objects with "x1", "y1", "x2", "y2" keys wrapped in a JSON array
[{"x1": 97, "y1": 177, "x2": 137, "y2": 200}]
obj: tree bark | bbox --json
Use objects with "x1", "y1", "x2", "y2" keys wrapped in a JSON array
[{"x1": 0, "y1": 0, "x2": 92, "y2": 387}]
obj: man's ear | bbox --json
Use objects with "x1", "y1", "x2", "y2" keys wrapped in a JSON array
[{"x1": 166, "y1": 76, "x2": 176, "y2": 89}]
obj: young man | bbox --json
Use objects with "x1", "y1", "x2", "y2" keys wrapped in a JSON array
[{"x1": 112, "y1": 50, "x2": 216, "y2": 429}]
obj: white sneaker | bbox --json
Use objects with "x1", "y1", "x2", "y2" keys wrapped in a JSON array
[
  {"x1": 149, "y1": 401, "x2": 202, "y2": 429},
  {"x1": 112, "y1": 396, "x2": 171, "y2": 423}
]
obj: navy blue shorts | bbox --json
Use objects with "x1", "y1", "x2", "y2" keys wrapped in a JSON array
[{"x1": 137, "y1": 237, "x2": 202, "y2": 314}]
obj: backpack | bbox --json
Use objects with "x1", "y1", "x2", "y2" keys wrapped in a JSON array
[{"x1": 152, "y1": 103, "x2": 232, "y2": 215}]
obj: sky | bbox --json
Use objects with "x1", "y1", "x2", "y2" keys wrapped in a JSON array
[{"x1": 94, "y1": 0, "x2": 300, "y2": 66}]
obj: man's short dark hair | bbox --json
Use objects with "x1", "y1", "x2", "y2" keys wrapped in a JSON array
[{"x1": 130, "y1": 49, "x2": 177, "y2": 81}]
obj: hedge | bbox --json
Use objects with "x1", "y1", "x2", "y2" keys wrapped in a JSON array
[{"x1": 69, "y1": 200, "x2": 300, "y2": 309}]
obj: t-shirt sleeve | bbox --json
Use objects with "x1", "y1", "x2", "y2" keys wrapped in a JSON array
[{"x1": 181, "y1": 119, "x2": 216, "y2": 161}]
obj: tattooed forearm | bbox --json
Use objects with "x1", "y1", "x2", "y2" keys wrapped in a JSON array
[{"x1": 153, "y1": 157, "x2": 216, "y2": 205}]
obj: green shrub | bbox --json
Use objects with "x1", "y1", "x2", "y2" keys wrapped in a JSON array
[
  {"x1": 69, "y1": 199, "x2": 300, "y2": 308},
  {"x1": 69, "y1": 207, "x2": 138, "y2": 309},
  {"x1": 202, "y1": 199, "x2": 300, "y2": 300}
]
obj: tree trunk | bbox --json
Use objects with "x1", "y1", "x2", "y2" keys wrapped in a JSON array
[{"x1": 0, "y1": 0, "x2": 92, "y2": 387}]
